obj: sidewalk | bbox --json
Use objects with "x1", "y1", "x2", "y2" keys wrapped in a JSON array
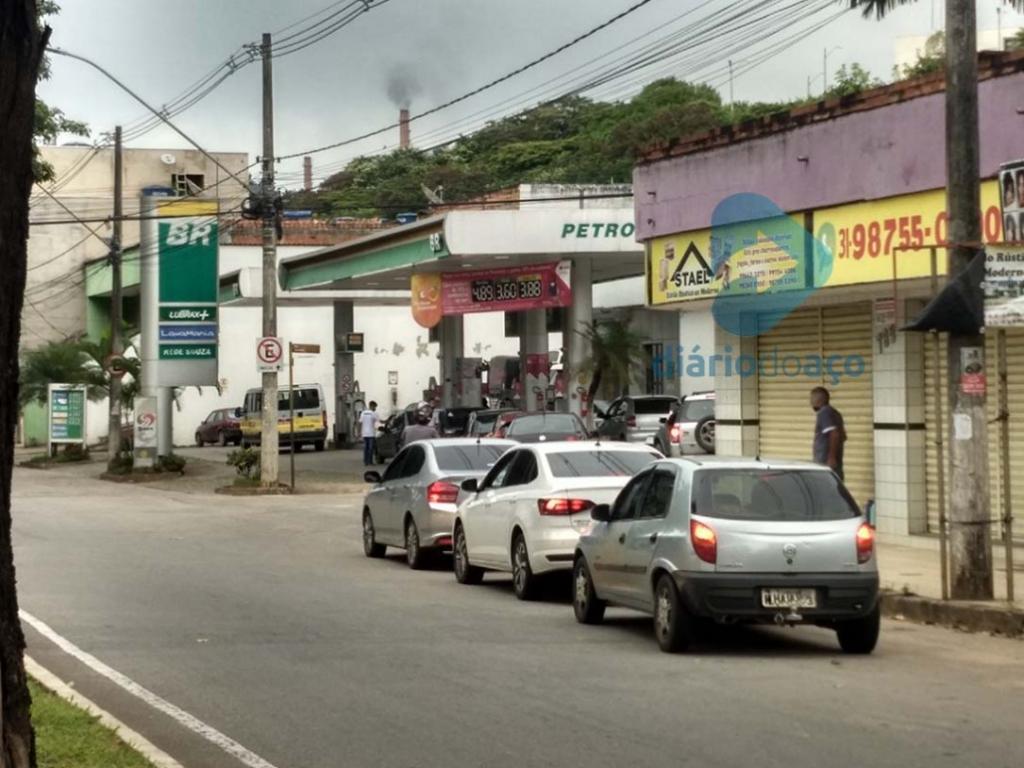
[{"x1": 878, "y1": 534, "x2": 1024, "y2": 637}]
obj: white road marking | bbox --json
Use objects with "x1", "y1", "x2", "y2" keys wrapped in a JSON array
[
  {"x1": 26, "y1": 656, "x2": 185, "y2": 768},
  {"x1": 20, "y1": 610, "x2": 281, "y2": 768}
]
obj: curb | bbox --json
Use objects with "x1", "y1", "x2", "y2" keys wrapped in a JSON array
[
  {"x1": 25, "y1": 656, "x2": 185, "y2": 768},
  {"x1": 880, "y1": 591, "x2": 1024, "y2": 638}
]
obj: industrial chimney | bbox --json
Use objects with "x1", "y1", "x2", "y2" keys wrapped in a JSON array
[
  {"x1": 399, "y1": 108, "x2": 410, "y2": 149},
  {"x1": 303, "y1": 156, "x2": 313, "y2": 192}
]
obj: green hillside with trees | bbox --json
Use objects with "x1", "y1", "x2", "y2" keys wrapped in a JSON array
[{"x1": 285, "y1": 49, "x2": 942, "y2": 219}]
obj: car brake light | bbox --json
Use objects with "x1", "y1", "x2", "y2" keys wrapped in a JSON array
[
  {"x1": 669, "y1": 425, "x2": 682, "y2": 444},
  {"x1": 626, "y1": 415, "x2": 637, "y2": 427},
  {"x1": 538, "y1": 498, "x2": 594, "y2": 515},
  {"x1": 690, "y1": 519, "x2": 717, "y2": 564},
  {"x1": 427, "y1": 481, "x2": 460, "y2": 505},
  {"x1": 856, "y1": 522, "x2": 875, "y2": 564}
]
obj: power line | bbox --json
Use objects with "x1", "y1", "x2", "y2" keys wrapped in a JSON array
[{"x1": 278, "y1": 0, "x2": 661, "y2": 161}]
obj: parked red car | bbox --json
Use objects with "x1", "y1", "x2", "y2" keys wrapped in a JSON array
[{"x1": 195, "y1": 408, "x2": 242, "y2": 447}]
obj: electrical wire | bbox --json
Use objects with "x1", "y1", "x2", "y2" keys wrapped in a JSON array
[{"x1": 277, "y1": 0, "x2": 661, "y2": 161}]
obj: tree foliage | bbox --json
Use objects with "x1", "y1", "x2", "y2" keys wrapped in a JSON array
[
  {"x1": 287, "y1": 80, "x2": 771, "y2": 219},
  {"x1": 32, "y1": 1, "x2": 88, "y2": 182},
  {"x1": 576, "y1": 317, "x2": 649, "y2": 403}
]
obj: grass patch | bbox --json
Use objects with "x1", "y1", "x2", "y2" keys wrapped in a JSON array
[{"x1": 30, "y1": 679, "x2": 155, "y2": 768}]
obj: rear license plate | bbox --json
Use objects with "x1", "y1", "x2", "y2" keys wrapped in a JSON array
[{"x1": 761, "y1": 588, "x2": 817, "y2": 609}]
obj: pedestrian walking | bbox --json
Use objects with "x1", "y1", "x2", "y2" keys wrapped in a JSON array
[
  {"x1": 401, "y1": 401, "x2": 440, "y2": 446},
  {"x1": 810, "y1": 386, "x2": 846, "y2": 480},
  {"x1": 359, "y1": 401, "x2": 381, "y2": 466}
]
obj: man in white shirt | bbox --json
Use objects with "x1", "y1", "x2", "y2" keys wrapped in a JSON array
[{"x1": 359, "y1": 401, "x2": 381, "y2": 466}]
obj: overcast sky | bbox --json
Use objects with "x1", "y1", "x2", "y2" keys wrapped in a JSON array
[{"x1": 39, "y1": 0, "x2": 1024, "y2": 188}]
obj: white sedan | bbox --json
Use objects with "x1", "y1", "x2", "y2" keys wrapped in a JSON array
[{"x1": 452, "y1": 441, "x2": 661, "y2": 599}]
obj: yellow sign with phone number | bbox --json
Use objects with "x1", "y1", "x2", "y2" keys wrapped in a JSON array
[
  {"x1": 646, "y1": 181, "x2": 1004, "y2": 304},
  {"x1": 815, "y1": 180, "x2": 1003, "y2": 286}
]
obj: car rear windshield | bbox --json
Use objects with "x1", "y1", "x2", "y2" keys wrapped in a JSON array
[
  {"x1": 434, "y1": 445, "x2": 508, "y2": 471},
  {"x1": 633, "y1": 398, "x2": 677, "y2": 415},
  {"x1": 278, "y1": 388, "x2": 320, "y2": 411},
  {"x1": 547, "y1": 450, "x2": 658, "y2": 478},
  {"x1": 693, "y1": 469, "x2": 860, "y2": 521},
  {"x1": 507, "y1": 414, "x2": 580, "y2": 435},
  {"x1": 677, "y1": 398, "x2": 714, "y2": 421}
]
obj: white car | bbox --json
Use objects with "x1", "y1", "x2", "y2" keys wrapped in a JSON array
[{"x1": 452, "y1": 442, "x2": 662, "y2": 599}]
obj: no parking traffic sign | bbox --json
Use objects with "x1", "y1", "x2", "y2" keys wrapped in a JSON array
[{"x1": 257, "y1": 336, "x2": 283, "y2": 372}]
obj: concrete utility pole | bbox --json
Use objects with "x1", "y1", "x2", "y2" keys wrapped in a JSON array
[
  {"x1": 260, "y1": 33, "x2": 280, "y2": 486},
  {"x1": 945, "y1": 0, "x2": 993, "y2": 599},
  {"x1": 106, "y1": 126, "x2": 123, "y2": 469}
]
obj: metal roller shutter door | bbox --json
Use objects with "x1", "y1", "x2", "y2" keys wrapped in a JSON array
[
  {"x1": 924, "y1": 330, "x2": 1024, "y2": 540},
  {"x1": 757, "y1": 304, "x2": 875, "y2": 505}
]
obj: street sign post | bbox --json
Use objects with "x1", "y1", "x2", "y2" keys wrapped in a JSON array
[
  {"x1": 257, "y1": 336, "x2": 284, "y2": 372},
  {"x1": 48, "y1": 384, "x2": 87, "y2": 456},
  {"x1": 288, "y1": 342, "x2": 321, "y2": 490}
]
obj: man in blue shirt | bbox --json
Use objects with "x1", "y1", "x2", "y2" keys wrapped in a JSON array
[{"x1": 810, "y1": 386, "x2": 846, "y2": 480}]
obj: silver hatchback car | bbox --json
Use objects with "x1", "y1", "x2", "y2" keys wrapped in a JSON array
[
  {"x1": 573, "y1": 457, "x2": 879, "y2": 654},
  {"x1": 362, "y1": 438, "x2": 516, "y2": 568}
]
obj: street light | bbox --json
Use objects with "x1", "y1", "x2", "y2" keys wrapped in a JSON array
[{"x1": 823, "y1": 46, "x2": 843, "y2": 95}]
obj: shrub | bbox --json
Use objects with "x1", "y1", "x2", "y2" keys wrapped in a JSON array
[
  {"x1": 227, "y1": 447, "x2": 260, "y2": 480},
  {"x1": 156, "y1": 454, "x2": 187, "y2": 474},
  {"x1": 107, "y1": 452, "x2": 134, "y2": 475},
  {"x1": 54, "y1": 444, "x2": 89, "y2": 463}
]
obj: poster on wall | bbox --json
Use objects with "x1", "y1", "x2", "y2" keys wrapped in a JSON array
[
  {"x1": 411, "y1": 261, "x2": 572, "y2": 328},
  {"x1": 984, "y1": 244, "x2": 1024, "y2": 327},
  {"x1": 999, "y1": 160, "x2": 1024, "y2": 243}
]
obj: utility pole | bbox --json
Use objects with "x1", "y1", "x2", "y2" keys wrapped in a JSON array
[
  {"x1": 945, "y1": 0, "x2": 992, "y2": 599},
  {"x1": 260, "y1": 33, "x2": 280, "y2": 487},
  {"x1": 106, "y1": 126, "x2": 123, "y2": 470}
]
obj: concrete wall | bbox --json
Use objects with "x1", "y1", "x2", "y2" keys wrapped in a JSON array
[
  {"x1": 633, "y1": 70, "x2": 1024, "y2": 241},
  {"x1": 26, "y1": 146, "x2": 250, "y2": 349}
]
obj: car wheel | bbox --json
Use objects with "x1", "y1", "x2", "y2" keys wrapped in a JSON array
[
  {"x1": 362, "y1": 510, "x2": 386, "y2": 558},
  {"x1": 314, "y1": 440, "x2": 325, "y2": 452},
  {"x1": 573, "y1": 557, "x2": 606, "y2": 624},
  {"x1": 217, "y1": 431, "x2": 227, "y2": 447},
  {"x1": 653, "y1": 574, "x2": 694, "y2": 653},
  {"x1": 836, "y1": 605, "x2": 880, "y2": 654},
  {"x1": 511, "y1": 533, "x2": 538, "y2": 601},
  {"x1": 695, "y1": 416, "x2": 715, "y2": 454},
  {"x1": 195, "y1": 433, "x2": 204, "y2": 447},
  {"x1": 453, "y1": 523, "x2": 483, "y2": 585},
  {"x1": 405, "y1": 518, "x2": 426, "y2": 570}
]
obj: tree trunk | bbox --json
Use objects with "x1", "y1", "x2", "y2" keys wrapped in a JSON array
[{"x1": 0, "y1": 2, "x2": 47, "y2": 766}]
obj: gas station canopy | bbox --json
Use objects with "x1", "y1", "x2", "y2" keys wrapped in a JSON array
[{"x1": 278, "y1": 209, "x2": 645, "y2": 294}]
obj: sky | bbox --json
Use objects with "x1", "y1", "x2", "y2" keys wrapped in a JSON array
[{"x1": 38, "y1": 0, "x2": 1024, "y2": 188}]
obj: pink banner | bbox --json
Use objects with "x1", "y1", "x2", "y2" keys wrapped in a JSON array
[{"x1": 441, "y1": 260, "x2": 571, "y2": 315}]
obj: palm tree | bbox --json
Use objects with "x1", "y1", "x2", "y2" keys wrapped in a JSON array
[
  {"x1": 576, "y1": 317, "x2": 648, "y2": 406},
  {"x1": 847, "y1": 0, "x2": 1021, "y2": 18},
  {"x1": 17, "y1": 340, "x2": 107, "y2": 409},
  {"x1": 18, "y1": 334, "x2": 140, "y2": 411}
]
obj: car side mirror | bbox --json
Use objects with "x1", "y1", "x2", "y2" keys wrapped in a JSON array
[
  {"x1": 590, "y1": 503, "x2": 611, "y2": 522},
  {"x1": 364, "y1": 470, "x2": 382, "y2": 484},
  {"x1": 234, "y1": 408, "x2": 242, "y2": 418},
  {"x1": 658, "y1": 417, "x2": 667, "y2": 424},
  {"x1": 460, "y1": 478, "x2": 479, "y2": 493}
]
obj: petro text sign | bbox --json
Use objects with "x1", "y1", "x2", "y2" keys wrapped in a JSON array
[{"x1": 411, "y1": 261, "x2": 572, "y2": 328}]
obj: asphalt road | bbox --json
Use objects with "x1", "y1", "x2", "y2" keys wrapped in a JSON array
[{"x1": 12, "y1": 465, "x2": 1024, "y2": 768}]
